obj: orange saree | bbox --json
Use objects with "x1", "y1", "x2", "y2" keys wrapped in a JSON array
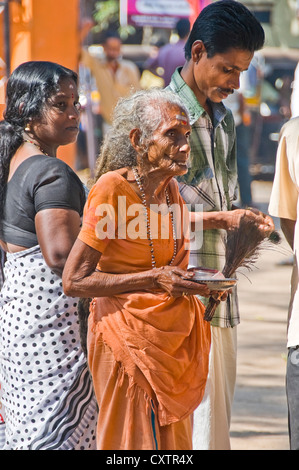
[{"x1": 78, "y1": 171, "x2": 211, "y2": 450}]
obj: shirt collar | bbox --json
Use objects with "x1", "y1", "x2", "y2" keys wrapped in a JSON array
[{"x1": 169, "y1": 67, "x2": 228, "y2": 127}]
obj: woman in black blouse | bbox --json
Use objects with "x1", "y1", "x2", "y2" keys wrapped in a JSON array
[{"x1": 0, "y1": 61, "x2": 97, "y2": 450}]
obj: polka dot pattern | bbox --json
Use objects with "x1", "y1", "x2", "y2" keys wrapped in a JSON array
[{"x1": 0, "y1": 246, "x2": 97, "y2": 450}]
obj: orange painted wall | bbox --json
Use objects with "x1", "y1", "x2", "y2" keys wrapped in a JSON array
[{"x1": 0, "y1": 0, "x2": 80, "y2": 167}]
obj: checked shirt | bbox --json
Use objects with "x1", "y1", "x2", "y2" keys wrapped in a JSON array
[{"x1": 168, "y1": 68, "x2": 240, "y2": 327}]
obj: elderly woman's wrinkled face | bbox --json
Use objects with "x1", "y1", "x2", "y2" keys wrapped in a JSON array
[{"x1": 146, "y1": 104, "x2": 191, "y2": 176}]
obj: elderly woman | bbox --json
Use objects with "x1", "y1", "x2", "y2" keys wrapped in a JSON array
[
  {"x1": 0, "y1": 61, "x2": 97, "y2": 449},
  {"x1": 63, "y1": 88, "x2": 214, "y2": 450}
]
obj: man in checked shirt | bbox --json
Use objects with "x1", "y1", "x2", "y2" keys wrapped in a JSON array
[{"x1": 168, "y1": 0, "x2": 273, "y2": 449}]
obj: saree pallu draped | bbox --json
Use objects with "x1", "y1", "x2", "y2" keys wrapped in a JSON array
[
  {"x1": 79, "y1": 173, "x2": 211, "y2": 450},
  {"x1": 0, "y1": 246, "x2": 97, "y2": 450}
]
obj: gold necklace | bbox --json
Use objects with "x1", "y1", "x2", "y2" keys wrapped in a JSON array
[
  {"x1": 132, "y1": 167, "x2": 177, "y2": 268},
  {"x1": 23, "y1": 139, "x2": 50, "y2": 156}
]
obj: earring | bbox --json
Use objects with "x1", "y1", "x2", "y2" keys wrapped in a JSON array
[{"x1": 24, "y1": 123, "x2": 30, "y2": 132}]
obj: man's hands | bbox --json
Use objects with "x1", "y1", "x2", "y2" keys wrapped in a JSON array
[
  {"x1": 151, "y1": 207, "x2": 276, "y2": 299},
  {"x1": 223, "y1": 207, "x2": 275, "y2": 235},
  {"x1": 191, "y1": 207, "x2": 275, "y2": 234}
]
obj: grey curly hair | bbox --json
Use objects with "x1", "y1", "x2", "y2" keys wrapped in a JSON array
[{"x1": 91, "y1": 87, "x2": 189, "y2": 185}]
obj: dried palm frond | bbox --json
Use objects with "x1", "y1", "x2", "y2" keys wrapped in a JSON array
[{"x1": 204, "y1": 216, "x2": 281, "y2": 321}]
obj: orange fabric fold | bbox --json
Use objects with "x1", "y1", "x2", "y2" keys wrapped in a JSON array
[{"x1": 90, "y1": 291, "x2": 210, "y2": 426}]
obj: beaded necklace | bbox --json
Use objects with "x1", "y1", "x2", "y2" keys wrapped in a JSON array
[
  {"x1": 132, "y1": 167, "x2": 177, "y2": 268},
  {"x1": 23, "y1": 139, "x2": 50, "y2": 157}
]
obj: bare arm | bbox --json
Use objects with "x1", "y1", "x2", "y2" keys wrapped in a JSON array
[
  {"x1": 62, "y1": 238, "x2": 212, "y2": 299},
  {"x1": 280, "y1": 217, "x2": 296, "y2": 249},
  {"x1": 190, "y1": 207, "x2": 275, "y2": 233},
  {"x1": 35, "y1": 208, "x2": 82, "y2": 277}
]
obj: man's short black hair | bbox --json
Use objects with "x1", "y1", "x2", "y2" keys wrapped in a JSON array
[
  {"x1": 103, "y1": 30, "x2": 121, "y2": 43},
  {"x1": 184, "y1": 0, "x2": 265, "y2": 60}
]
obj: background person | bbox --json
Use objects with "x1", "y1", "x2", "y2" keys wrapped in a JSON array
[
  {"x1": 167, "y1": 0, "x2": 271, "y2": 449},
  {"x1": 0, "y1": 61, "x2": 97, "y2": 450},
  {"x1": 81, "y1": 30, "x2": 141, "y2": 136},
  {"x1": 268, "y1": 117, "x2": 299, "y2": 449},
  {"x1": 145, "y1": 18, "x2": 191, "y2": 87},
  {"x1": 62, "y1": 88, "x2": 215, "y2": 450},
  {"x1": 224, "y1": 89, "x2": 253, "y2": 208}
]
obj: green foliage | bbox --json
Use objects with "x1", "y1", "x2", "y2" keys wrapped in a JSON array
[
  {"x1": 93, "y1": 0, "x2": 119, "y2": 31},
  {"x1": 93, "y1": 0, "x2": 136, "y2": 40}
]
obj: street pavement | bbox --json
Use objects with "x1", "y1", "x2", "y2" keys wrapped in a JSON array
[{"x1": 230, "y1": 181, "x2": 292, "y2": 451}]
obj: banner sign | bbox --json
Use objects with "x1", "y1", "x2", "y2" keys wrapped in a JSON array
[{"x1": 124, "y1": 0, "x2": 192, "y2": 28}]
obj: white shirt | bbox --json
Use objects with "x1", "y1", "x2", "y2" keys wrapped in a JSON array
[{"x1": 268, "y1": 117, "x2": 299, "y2": 347}]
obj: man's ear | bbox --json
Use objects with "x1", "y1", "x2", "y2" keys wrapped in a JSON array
[
  {"x1": 129, "y1": 128, "x2": 142, "y2": 151},
  {"x1": 191, "y1": 40, "x2": 206, "y2": 64}
]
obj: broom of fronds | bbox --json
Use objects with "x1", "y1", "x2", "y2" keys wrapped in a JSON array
[{"x1": 204, "y1": 215, "x2": 281, "y2": 321}]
